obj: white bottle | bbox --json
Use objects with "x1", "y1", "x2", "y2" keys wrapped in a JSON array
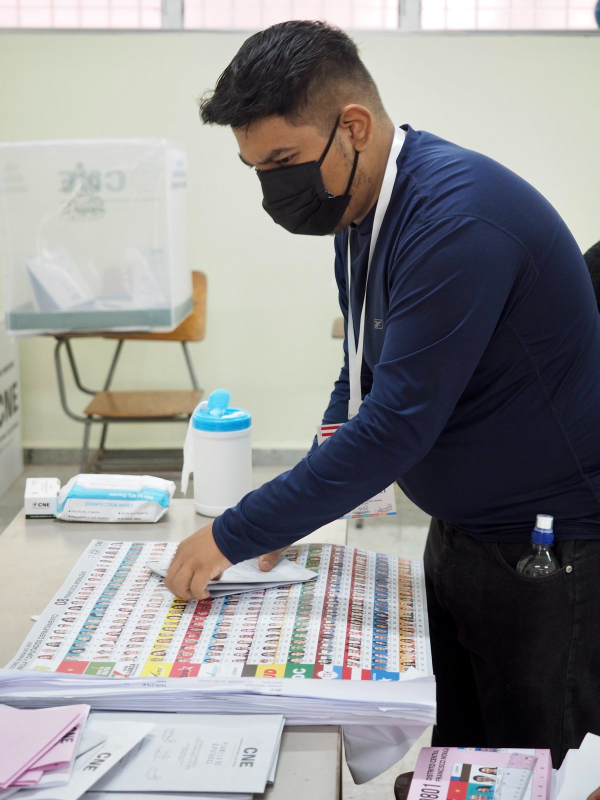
[{"x1": 181, "y1": 389, "x2": 252, "y2": 517}]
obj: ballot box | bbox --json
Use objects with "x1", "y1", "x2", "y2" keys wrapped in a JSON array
[
  {"x1": 0, "y1": 139, "x2": 191, "y2": 336},
  {"x1": 0, "y1": 320, "x2": 23, "y2": 498}
]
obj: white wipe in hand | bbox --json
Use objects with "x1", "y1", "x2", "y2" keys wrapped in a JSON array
[
  {"x1": 148, "y1": 556, "x2": 317, "y2": 598},
  {"x1": 56, "y1": 474, "x2": 175, "y2": 523}
]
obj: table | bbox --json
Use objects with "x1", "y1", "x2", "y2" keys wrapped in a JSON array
[{"x1": 0, "y1": 499, "x2": 346, "y2": 800}]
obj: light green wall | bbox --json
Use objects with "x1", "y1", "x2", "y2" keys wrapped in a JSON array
[{"x1": 0, "y1": 31, "x2": 599, "y2": 450}]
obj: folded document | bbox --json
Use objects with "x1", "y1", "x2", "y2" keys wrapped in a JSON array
[
  {"x1": 94, "y1": 712, "x2": 284, "y2": 795},
  {"x1": 0, "y1": 704, "x2": 90, "y2": 791},
  {"x1": 148, "y1": 556, "x2": 317, "y2": 597}
]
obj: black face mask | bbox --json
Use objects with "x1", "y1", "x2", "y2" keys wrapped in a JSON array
[{"x1": 257, "y1": 116, "x2": 359, "y2": 236}]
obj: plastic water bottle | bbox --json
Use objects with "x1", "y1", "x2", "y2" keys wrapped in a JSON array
[{"x1": 516, "y1": 514, "x2": 560, "y2": 577}]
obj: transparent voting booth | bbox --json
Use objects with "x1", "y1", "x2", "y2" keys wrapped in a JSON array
[{"x1": 0, "y1": 139, "x2": 192, "y2": 335}]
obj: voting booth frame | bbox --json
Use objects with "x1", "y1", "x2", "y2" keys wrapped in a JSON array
[{"x1": 0, "y1": 322, "x2": 23, "y2": 499}]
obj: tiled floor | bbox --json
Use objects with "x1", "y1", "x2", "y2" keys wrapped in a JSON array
[{"x1": 0, "y1": 462, "x2": 432, "y2": 799}]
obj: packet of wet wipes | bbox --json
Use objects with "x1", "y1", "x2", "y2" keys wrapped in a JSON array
[{"x1": 56, "y1": 474, "x2": 175, "y2": 523}]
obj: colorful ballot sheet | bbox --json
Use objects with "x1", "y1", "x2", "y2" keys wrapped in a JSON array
[
  {"x1": 7, "y1": 540, "x2": 431, "y2": 683},
  {"x1": 407, "y1": 747, "x2": 553, "y2": 800}
]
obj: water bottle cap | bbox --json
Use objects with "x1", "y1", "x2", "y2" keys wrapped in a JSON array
[
  {"x1": 536, "y1": 514, "x2": 554, "y2": 531},
  {"x1": 192, "y1": 389, "x2": 251, "y2": 432},
  {"x1": 532, "y1": 514, "x2": 554, "y2": 545}
]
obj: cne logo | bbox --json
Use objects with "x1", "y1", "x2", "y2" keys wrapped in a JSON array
[
  {"x1": 239, "y1": 747, "x2": 258, "y2": 768},
  {"x1": 59, "y1": 162, "x2": 127, "y2": 220},
  {"x1": 374, "y1": 319, "x2": 383, "y2": 329},
  {"x1": 0, "y1": 381, "x2": 18, "y2": 429}
]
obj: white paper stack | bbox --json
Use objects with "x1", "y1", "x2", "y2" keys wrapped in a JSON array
[
  {"x1": 0, "y1": 667, "x2": 435, "y2": 727},
  {"x1": 1, "y1": 540, "x2": 436, "y2": 783},
  {"x1": 553, "y1": 733, "x2": 600, "y2": 800},
  {"x1": 92, "y1": 712, "x2": 284, "y2": 799}
]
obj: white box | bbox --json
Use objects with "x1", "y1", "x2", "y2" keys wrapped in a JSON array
[
  {"x1": 0, "y1": 139, "x2": 192, "y2": 336},
  {"x1": 25, "y1": 477, "x2": 61, "y2": 519}
]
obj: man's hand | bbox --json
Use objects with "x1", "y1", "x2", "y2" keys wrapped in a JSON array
[
  {"x1": 258, "y1": 548, "x2": 287, "y2": 572},
  {"x1": 587, "y1": 789, "x2": 600, "y2": 800},
  {"x1": 165, "y1": 523, "x2": 232, "y2": 600}
]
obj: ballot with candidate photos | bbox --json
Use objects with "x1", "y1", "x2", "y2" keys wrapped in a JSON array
[{"x1": 6, "y1": 539, "x2": 431, "y2": 683}]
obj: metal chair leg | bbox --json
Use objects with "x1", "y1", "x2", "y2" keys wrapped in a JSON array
[
  {"x1": 103, "y1": 340, "x2": 124, "y2": 391},
  {"x1": 182, "y1": 342, "x2": 200, "y2": 391},
  {"x1": 81, "y1": 419, "x2": 92, "y2": 473},
  {"x1": 54, "y1": 340, "x2": 88, "y2": 423},
  {"x1": 99, "y1": 422, "x2": 109, "y2": 451}
]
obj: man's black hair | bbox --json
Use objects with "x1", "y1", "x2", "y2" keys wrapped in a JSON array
[
  {"x1": 583, "y1": 240, "x2": 600, "y2": 313},
  {"x1": 199, "y1": 20, "x2": 384, "y2": 131}
]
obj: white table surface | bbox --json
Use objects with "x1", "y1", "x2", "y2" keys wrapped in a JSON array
[{"x1": 0, "y1": 499, "x2": 346, "y2": 800}]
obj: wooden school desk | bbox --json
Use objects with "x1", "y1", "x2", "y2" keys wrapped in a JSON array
[{"x1": 0, "y1": 499, "x2": 345, "y2": 800}]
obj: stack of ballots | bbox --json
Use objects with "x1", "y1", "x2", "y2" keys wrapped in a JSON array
[
  {"x1": 0, "y1": 540, "x2": 436, "y2": 783},
  {"x1": 0, "y1": 707, "x2": 284, "y2": 800}
]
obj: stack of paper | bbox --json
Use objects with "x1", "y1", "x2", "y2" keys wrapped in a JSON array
[
  {"x1": 1, "y1": 540, "x2": 437, "y2": 783},
  {"x1": 0, "y1": 707, "x2": 152, "y2": 800},
  {"x1": 554, "y1": 733, "x2": 600, "y2": 800},
  {"x1": 407, "y1": 746, "x2": 553, "y2": 800},
  {"x1": 0, "y1": 705, "x2": 89, "y2": 792},
  {"x1": 93, "y1": 712, "x2": 284, "y2": 798},
  {"x1": 0, "y1": 710, "x2": 284, "y2": 800},
  {"x1": 407, "y1": 737, "x2": 600, "y2": 800}
]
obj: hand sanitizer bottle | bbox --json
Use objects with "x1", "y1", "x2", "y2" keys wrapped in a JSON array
[
  {"x1": 181, "y1": 389, "x2": 252, "y2": 517},
  {"x1": 516, "y1": 514, "x2": 560, "y2": 577}
]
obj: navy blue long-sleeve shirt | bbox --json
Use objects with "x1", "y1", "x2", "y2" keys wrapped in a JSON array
[{"x1": 213, "y1": 126, "x2": 600, "y2": 563}]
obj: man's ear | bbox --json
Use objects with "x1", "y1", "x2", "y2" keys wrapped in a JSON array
[{"x1": 338, "y1": 104, "x2": 373, "y2": 153}]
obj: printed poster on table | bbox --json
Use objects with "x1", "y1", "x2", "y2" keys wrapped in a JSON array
[{"x1": 7, "y1": 540, "x2": 431, "y2": 684}]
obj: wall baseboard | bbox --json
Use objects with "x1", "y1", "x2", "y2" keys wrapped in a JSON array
[{"x1": 23, "y1": 448, "x2": 306, "y2": 467}]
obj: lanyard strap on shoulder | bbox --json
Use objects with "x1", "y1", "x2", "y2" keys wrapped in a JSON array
[{"x1": 347, "y1": 126, "x2": 405, "y2": 419}]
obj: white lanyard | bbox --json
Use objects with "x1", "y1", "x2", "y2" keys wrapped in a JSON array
[{"x1": 347, "y1": 126, "x2": 405, "y2": 418}]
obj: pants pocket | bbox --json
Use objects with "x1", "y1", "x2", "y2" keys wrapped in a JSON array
[{"x1": 492, "y1": 540, "x2": 575, "y2": 585}]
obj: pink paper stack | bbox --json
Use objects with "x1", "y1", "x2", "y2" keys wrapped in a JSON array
[{"x1": 0, "y1": 704, "x2": 90, "y2": 791}]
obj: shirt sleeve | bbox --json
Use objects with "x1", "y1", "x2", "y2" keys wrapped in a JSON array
[{"x1": 212, "y1": 216, "x2": 531, "y2": 564}]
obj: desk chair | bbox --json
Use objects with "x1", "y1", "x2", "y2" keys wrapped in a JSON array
[{"x1": 54, "y1": 271, "x2": 207, "y2": 474}]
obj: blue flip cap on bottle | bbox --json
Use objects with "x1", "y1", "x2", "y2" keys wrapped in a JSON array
[{"x1": 531, "y1": 514, "x2": 554, "y2": 545}]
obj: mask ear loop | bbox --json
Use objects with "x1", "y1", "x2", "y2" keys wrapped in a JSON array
[
  {"x1": 318, "y1": 115, "x2": 359, "y2": 196},
  {"x1": 344, "y1": 149, "x2": 359, "y2": 195},
  {"x1": 318, "y1": 115, "x2": 342, "y2": 166}
]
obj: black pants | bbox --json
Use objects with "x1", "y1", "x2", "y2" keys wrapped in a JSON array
[{"x1": 424, "y1": 517, "x2": 600, "y2": 766}]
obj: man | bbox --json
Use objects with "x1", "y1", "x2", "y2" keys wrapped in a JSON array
[{"x1": 165, "y1": 21, "x2": 600, "y2": 763}]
